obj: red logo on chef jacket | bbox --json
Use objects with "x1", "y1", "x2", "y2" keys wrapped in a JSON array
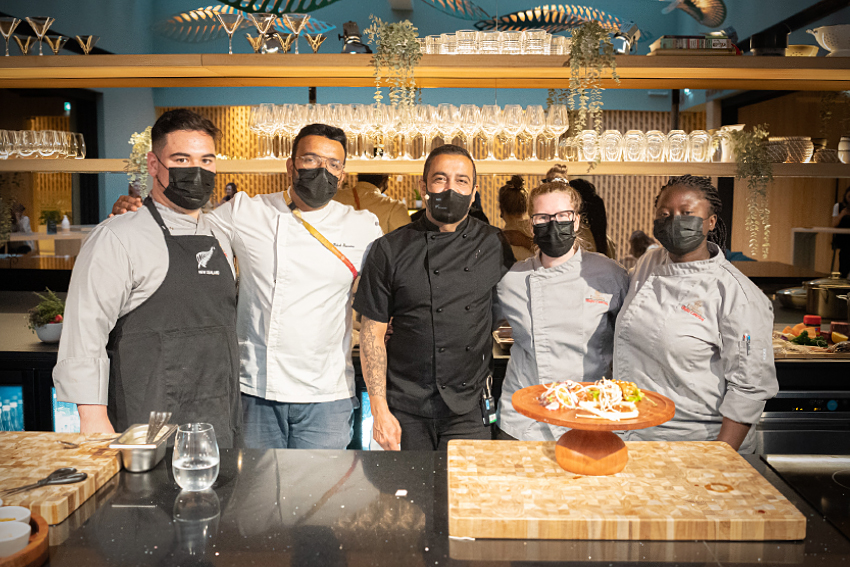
[
  {"x1": 196, "y1": 246, "x2": 220, "y2": 276},
  {"x1": 682, "y1": 301, "x2": 705, "y2": 321},
  {"x1": 584, "y1": 290, "x2": 609, "y2": 306}
]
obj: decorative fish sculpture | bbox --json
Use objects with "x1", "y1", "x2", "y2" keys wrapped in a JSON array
[
  {"x1": 661, "y1": 0, "x2": 726, "y2": 28},
  {"x1": 214, "y1": 0, "x2": 345, "y2": 15},
  {"x1": 415, "y1": 0, "x2": 491, "y2": 21},
  {"x1": 475, "y1": 5, "x2": 622, "y2": 33}
]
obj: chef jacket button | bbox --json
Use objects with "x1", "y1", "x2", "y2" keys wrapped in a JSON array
[
  {"x1": 465, "y1": 305, "x2": 470, "y2": 311},
  {"x1": 464, "y1": 267, "x2": 469, "y2": 272},
  {"x1": 462, "y1": 234, "x2": 468, "y2": 238},
  {"x1": 439, "y1": 347, "x2": 446, "y2": 353},
  {"x1": 431, "y1": 235, "x2": 437, "y2": 240},
  {"x1": 462, "y1": 382, "x2": 466, "y2": 386},
  {"x1": 434, "y1": 269, "x2": 440, "y2": 275},
  {"x1": 441, "y1": 384, "x2": 447, "y2": 389},
  {"x1": 437, "y1": 308, "x2": 443, "y2": 313},
  {"x1": 465, "y1": 346, "x2": 471, "y2": 351}
]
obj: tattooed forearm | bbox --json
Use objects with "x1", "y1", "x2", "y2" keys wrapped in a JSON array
[{"x1": 361, "y1": 317, "x2": 389, "y2": 399}]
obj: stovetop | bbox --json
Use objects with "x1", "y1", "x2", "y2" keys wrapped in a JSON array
[{"x1": 765, "y1": 455, "x2": 850, "y2": 541}]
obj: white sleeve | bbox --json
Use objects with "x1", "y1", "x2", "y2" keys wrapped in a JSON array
[
  {"x1": 205, "y1": 199, "x2": 236, "y2": 246},
  {"x1": 53, "y1": 225, "x2": 134, "y2": 406}
]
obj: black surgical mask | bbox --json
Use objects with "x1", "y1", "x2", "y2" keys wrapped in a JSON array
[
  {"x1": 156, "y1": 159, "x2": 216, "y2": 210},
  {"x1": 533, "y1": 220, "x2": 576, "y2": 258},
  {"x1": 293, "y1": 167, "x2": 339, "y2": 208},
  {"x1": 425, "y1": 189, "x2": 472, "y2": 224},
  {"x1": 653, "y1": 215, "x2": 707, "y2": 256}
]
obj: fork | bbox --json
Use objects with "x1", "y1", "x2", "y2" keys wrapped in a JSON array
[{"x1": 145, "y1": 411, "x2": 172, "y2": 444}]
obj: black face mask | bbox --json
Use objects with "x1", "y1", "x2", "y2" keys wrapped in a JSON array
[
  {"x1": 425, "y1": 189, "x2": 472, "y2": 224},
  {"x1": 156, "y1": 160, "x2": 216, "y2": 210},
  {"x1": 533, "y1": 220, "x2": 576, "y2": 258},
  {"x1": 653, "y1": 215, "x2": 707, "y2": 256},
  {"x1": 293, "y1": 167, "x2": 339, "y2": 208}
]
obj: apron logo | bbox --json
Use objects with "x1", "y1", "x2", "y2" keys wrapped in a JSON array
[
  {"x1": 681, "y1": 301, "x2": 705, "y2": 321},
  {"x1": 196, "y1": 246, "x2": 220, "y2": 275},
  {"x1": 584, "y1": 290, "x2": 610, "y2": 306}
]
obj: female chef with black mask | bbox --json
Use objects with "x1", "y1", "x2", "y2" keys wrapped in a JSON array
[
  {"x1": 494, "y1": 180, "x2": 629, "y2": 441},
  {"x1": 613, "y1": 175, "x2": 778, "y2": 453}
]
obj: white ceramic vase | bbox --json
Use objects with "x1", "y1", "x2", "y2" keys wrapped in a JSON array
[{"x1": 35, "y1": 322, "x2": 62, "y2": 343}]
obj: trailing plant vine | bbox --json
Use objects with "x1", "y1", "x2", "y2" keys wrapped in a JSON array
[
  {"x1": 363, "y1": 15, "x2": 422, "y2": 109},
  {"x1": 125, "y1": 126, "x2": 152, "y2": 198},
  {"x1": 728, "y1": 124, "x2": 773, "y2": 259},
  {"x1": 567, "y1": 22, "x2": 618, "y2": 136}
]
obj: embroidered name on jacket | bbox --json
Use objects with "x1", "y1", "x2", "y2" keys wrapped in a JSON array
[
  {"x1": 681, "y1": 301, "x2": 705, "y2": 321},
  {"x1": 196, "y1": 246, "x2": 220, "y2": 275}
]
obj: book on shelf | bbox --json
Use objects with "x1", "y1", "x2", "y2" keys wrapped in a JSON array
[{"x1": 649, "y1": 35, "x2": 734, "y2": 51}]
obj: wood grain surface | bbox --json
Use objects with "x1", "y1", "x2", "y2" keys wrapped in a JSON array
[
  {"x1": 0, "y1": 513, "x2": 48, "y2": 567},
  {"x1": 512, "y1": 384, "x2": 676, "y2": 432},
  {"x1": 0, "y1": 432, "x2": 120, "y2": 525},
  {"x1": 447, "y1": 440, "x2": 807, "y2": 541}
]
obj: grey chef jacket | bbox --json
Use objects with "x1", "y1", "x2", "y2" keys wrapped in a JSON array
[
  {"x1": 613, "y1": 243, "x2": 778, "y2": 453},
  {"x1": 495, "y1": 248, "x2": 629, "y2": 440},
  {"x1": 54, "y1": 201, "x2": 235, "y2": 406}
]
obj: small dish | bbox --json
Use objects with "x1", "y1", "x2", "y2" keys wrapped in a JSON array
[
  {"x1": 785, "y1": 44, "x2": 818, "y2": 57},
  {"x1": 0, "y1": 506, "x2": 31, "y2": 524},
  {"x1": 0, "y1": 521, "x2": 31, "y2": 557}
]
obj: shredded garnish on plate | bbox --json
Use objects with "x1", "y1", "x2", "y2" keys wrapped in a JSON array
[{"x1": 538, "y1": 378, "x2": 645, "y2": 420}]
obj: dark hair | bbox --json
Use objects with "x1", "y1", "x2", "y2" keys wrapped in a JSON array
[
  {"x1": 358, "y1": 174, "x2": 389, "y2": 189},
  {"x1": 423, "y1": 144, "x2": 476, "y2": 184},
  {"x1": 567, "y1": 178, "x2": 609, "y2": 256},
  {"x1": 545, "y1": 163, "x2": 569, "y2": 182},
  {"x1": 498, "y1": 175, "x2": 527, "y2": 217},
  {"x1": 655, "y1": 174, "x2": 727, "y2": 251},
  {"x1": 629, "y1": 230, "x2": 655, "y2": 258},
  {"x1": 291, "y1": 123, "x2": 347, "y2": 161},
  {"x1": 151, "y1": 109, "x2": 220, "y2": 154}
]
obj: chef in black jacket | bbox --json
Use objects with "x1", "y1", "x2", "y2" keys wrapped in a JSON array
[{"x1": 355, "y1": 144, "x2": 514, "y2": 450}]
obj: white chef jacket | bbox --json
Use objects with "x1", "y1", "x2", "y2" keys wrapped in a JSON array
[
  {"x1": 495, "y1": 248, "x2": 629, "y2": 440},
  {"x1": 613, "y1": 243, "x2": 778, "y2": 453},
  {"x1": 54, "y1": 201, "x2": 235, "y2": 405},
  {"x1": 207, "y1": 191, "x2": 383, "y2": 403}
]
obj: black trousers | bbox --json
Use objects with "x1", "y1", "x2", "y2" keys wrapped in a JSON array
[{"x1": 394, "y1": 407, "x2": 492, "y2": 450}]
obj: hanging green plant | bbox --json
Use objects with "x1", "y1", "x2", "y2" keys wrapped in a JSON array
[
  {"x1": 363, "y1": 15, "x2": 422, "y2": 109},
  {"x1": 568, "y1": 21, "x2": 618, "y2": 136},
  {"x1": 728, "y1": 124, "x2": 773, "y2": 260},
  {"x1": 125, "y1": 126, "x2": 152, "y2": 198}
]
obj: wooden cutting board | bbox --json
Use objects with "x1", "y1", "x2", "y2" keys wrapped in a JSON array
[
  {"x1": 448, "y1": 440, "x2": 806, "y2": 541},
  {"x1": 0, "y1": 432, "x2": 121, "y2": 525}
]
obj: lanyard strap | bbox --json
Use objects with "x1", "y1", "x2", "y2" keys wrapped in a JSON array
[
  {"x1": 352, "y1": 186, "x2": 361, "y2": 210},
  {"x1": 291, "y1": 208, "x2": 358, "y2": 280}
]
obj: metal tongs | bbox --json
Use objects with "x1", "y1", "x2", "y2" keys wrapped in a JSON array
[
  {"x1": 145, "y1": 411, "x2": 172, "y2": 444},
  {"x1": 0, "y1": 467, "x2": 88, "y2": 496}
]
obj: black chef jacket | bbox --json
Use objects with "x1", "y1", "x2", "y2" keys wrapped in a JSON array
[{"x1": 354, "y1": 215, "x2": 515, "y2": 418}]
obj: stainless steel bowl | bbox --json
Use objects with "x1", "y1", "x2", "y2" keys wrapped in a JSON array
[
  {"x1": 110, "y1": 423, "x2": 177, "y2": 473},
  {"x1": 776, "y1": 287, "x2": 807, "y2": 309}
]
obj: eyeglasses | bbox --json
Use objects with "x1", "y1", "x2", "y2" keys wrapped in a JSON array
[
  {"x1": 295, "y1": 153, "x2": 344, "y2": 175},
  {"x1": 531, "y1": 210, "x2": 575, "y2": 225}
]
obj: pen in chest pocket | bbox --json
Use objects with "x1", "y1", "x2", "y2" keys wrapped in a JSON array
[{"x1": 743, "y1": 334, "x2": 751, "y2": 355}]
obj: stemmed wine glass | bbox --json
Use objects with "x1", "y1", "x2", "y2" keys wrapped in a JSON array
[
  {"x1": 479, "y1": 105, "x2": 503, "y2": 160},
  {"x1": 458, "y1": 104, "x2": 480, "y2": 154},
  {"x1": 75, "y1": 35, "x2": 99, "y2": 55},
  {"x1": 26, "y1": 17, "x2": 54, "y2": 56},
  {"x1": 282, "y1": 14, "x2": 310, "y2": 55},
  {"x1": 347, "y1": 103, "x2": 369, "y2": 159},
  {"x1": 215, "y1": 11, "x2": 244, "y2": 55},
  {"x1": 502, "y1": 105, "x2": 525, "y2": 160},
  {"x1": 247, "y1": 13, "x2": 276, "y2": 54},
  {"x1": 414, "y1": 104, "x2": 437, "y2": 157},
  {"x1": 545, "y1": 104, "x2": 569, "y2": 160},
  {"x1": 435, "y1": 103, "x2": 458, "y2": 149},
  {"x1": 0, "y1": 17, "x2": 20, "y2": 56},
  {"x1": 525, "y1": 105, "x2": 546, "y2": 160}
]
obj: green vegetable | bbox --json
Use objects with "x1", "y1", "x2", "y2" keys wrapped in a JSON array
[
  {"x1": 590, "y1": 390, "x2": 600, "y2": 401},
  {"x1": 790, "y1": 330, "x2": 827, "y2": 348},
  {"x1": 26, "y1": 288, "x2": 65, "y2": 332}
]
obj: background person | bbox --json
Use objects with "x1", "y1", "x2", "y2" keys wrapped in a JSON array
[
  {"x1": 498, "y1": 175, "x2": 533, "y2": 261},
  {"x1": 613, "y1": 175, "x2": 778, "y2": 453},
  {"x1": 495, "y1": 180, "x2": 629, "y2": 441},
  {"x1": 621, "y1": 230, "x2": 658, "y2": 271},
  {"x1": 9, "y1": 202, "x2": 33, "y2": 255},
  {"x1": 334, "y1": 173, "x2": 411, "y2": 234},
  {"x1": 567, "y1": 178, "x2": 616, "y2": 259},
  {"x1": 833, "y1": 185, "x2": 850, "y2": 277}
]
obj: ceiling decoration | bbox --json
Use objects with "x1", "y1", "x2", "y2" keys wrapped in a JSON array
[
  {"x1": 214, "y1": 0, "x2": 345, "y2": 15},
  {"x1": 475, "y1": 5, "x2": 622, "y2": 33},
  {"x1": 415, "y1": 0, "x2": 491, "y2": 21},
  {"x1": 661, "y1": 0, "x2": 727, "y2": 28},
  {"x1": 153, "y1": 5, "x2": 334, "y2": 43}
]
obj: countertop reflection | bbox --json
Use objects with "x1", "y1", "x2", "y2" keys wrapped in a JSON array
[{"x1": 44, "y1": 449, "x2": 850, "y2": 566}]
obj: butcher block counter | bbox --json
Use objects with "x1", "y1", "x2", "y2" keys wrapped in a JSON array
[{"x1": 5, "y1": 445, "x2": 847, "y2": 566}]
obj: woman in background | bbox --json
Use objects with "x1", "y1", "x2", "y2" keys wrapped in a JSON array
[{"x1": 498, "y1": 175, "x2": 533, "y2": 261}]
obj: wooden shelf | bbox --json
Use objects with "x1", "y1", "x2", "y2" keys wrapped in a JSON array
[
  {"x1": 3, "y1": 158, "x2": 849, "y2": 177},
  {"x1": 1, "y1": 54, "x2": 848, "y2": 90}
]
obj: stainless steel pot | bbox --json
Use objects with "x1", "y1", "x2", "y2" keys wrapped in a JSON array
[
  {"x1": 804, "y1": 272, "x2": 850, "y2": 319},
  {"x1": 838, "y1": 294, "x2": 850, "y2": 323}
]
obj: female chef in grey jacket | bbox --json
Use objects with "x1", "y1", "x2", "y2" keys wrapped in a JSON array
[
  {"x1": 614, "y1": 175, "x2": 778, "y2": 453},
  {"x1": 495, "y1": 180, "x2": 630, "y2": 441}
]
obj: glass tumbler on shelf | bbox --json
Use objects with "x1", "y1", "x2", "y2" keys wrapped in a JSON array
[
  {"x1": 478, "y1": 31, "x2": 499, "y2": 54},
  {"x1": 425, "y1": 35, "x2": 443, "y2": 54},
  {"x1": 600, "y1": 130, "x2": 623, "y2": 161},
  {"x1": 709, "y1": 130, "x2": 727, "y2": 162},
  {"x1": 524, "y1": 29, "x2": 547, "y2": 54},
  {"x1": 550, "y1": 35, "x2": 568, "y2": 55},
  {"x1": 455, "y1": 30, "x2": 477, "y2": 54},
  {"x1": 645, "y1": 130, "x2": 667, "y2": 162},
  {"x1": 173, "y1": 423, "x2": 220, "y2": 492},
  {"x1": 688, "y1": 130, "x2": 711, "y2": 162},
  {"x1": 666, "y1": 130, "x2": 688, "y2": 162},
  {"x1": 500, "y1": 30, "x2": 523, "y2": 54},
  {"x1": 440, "y1": 33, "x2": 457, "y2": 54},
  {"x1": 74, "y1": 133, "x2": 86, "y2": 159},
  {"x1": 622, "y1": 130, "x2": 646, "y2": 162},
  {"x1": 578, "y1": 130, "x2": 600, "y2": 162}
]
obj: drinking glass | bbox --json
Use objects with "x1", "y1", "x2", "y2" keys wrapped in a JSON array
[
  {"x1": 545, "y1": 104, "x2": 569, "y2": 157},
  {"x1": 19, "y1": 130, "x2": 36, "y2": 158},
  {"x1": 415, "y1": 37, "x2": 425, "y2": 54},
  {"x1": 688, "y1": 130, "x2": 711, "y2": 162},
  {"x1": 550, "y1": 35, "x2": 569, "y2": 55},
  {"x1": 74, "y1": 133, "x2": 86, "y2": 159},
  {"x1": 455, "y1": 30, "x2": 477, "y2": 54},
  {"x1": 578, "y1": 130, "x2": 599, "y2": 162},
  {"x1": 281, "y1": 13, "x2": 310, "y2": 55},
  {"x1": 458, "y1": 104, "x2": 480, "y2": 153},
  {"x1": 500, "y1": 31, "x2": 523, "y2": 54},
  {"x1": 8, "y1": 130, "x2": 22, "y2": 158},
  {"x1": 645, "y1": 130, "x2": 667, "y2": 162},
  {"x1": 413, "y1": 104, "x2": 436, "y2": 157},
  {"x1": 666, "y1": 130, "x2": 688, "y2": 162},
  {"x1": 524, "y1": 29, "x2": 547, "y2": 54},
  {"x1": 478, "y1": 31, "x2": 499, "y2": 54},
  {"x1": 349, "y1": 103, "x2": 370, "y2": 159},
  {"x1": 440, "y1": 33, "x2": 457, "y2": 54},
  {"x1": 173, "y1": 423, "x2": 220, "y2": 492},
  {"x1": 75, "y1": 35, "x2": 99, "y2": 55},
  {"x1": 45, "y1": 35, "x2": 68, "y2": 55},
  {"x1": 425, "y1": 35, "x2": 442, "y2": 54},
  {"x1": 37, "y1": 131, "x2": 56, "y2": 158},
  {"x1": 25, "y1": 17, "x2": 54, "y2": 56},
  {"x1": 0, "y1": 131, "x2": 9, "y2": 160},
  {"x1": 306, "y1": 34, "x2": 326, "y2": 53},
  {"x1": 479, "y1": 104, "x2": 502, "y2": 160},
  {"x1": 173, "y1": 490, "x2": 220, "y2": 557},
  {"x1": 435, "y1": 103, "x2": 458, "y2": 148},
  {"x1": 0, "y1": 17, "x2": 20, "y2": 56},
  {"x1": 248, "y1": 13, "x2": 277, "y2": 54},
  {"x1": 215, "y1": 11, "x2": 244, "y2": 55},
  {"x1": 525, "y1": 105, "x2": 546, "y2": 160},
  {"x1": 600, "y1": 130, "x2": 623, "y2": 161},
  {"x1": 61, "y1": 132, "x2": 75, "y2": 158},
  {"x1": 623, "y1": 130, "x2": 646, "y2": 162},
  {"x1": 14, "y1": 36, "x2": 35, "y2": 55},
  {"x1": 709, "y1": 130, "x2": 727, "y2": 163},
  {"x1": 502, "y1": 104, "x2": 525, "y2": 159}
]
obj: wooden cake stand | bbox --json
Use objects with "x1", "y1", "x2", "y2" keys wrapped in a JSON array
[{"x1": 512, "y1": 384, "x2": 676, "y2": 476}]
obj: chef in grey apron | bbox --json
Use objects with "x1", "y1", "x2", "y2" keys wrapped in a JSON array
[{"x1": 106, "y1": 197, "x2": 241, "y2": 447}]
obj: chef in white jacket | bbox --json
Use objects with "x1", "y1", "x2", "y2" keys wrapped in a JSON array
[
  {"x1": 614, "y1": 175, "x2": 778, "y2": 453},
  {"x1": 495, "y1": 180, "x2": 629, "y2": 441}
]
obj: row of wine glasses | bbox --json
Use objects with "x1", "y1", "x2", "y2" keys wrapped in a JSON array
[
  {"x1": 0, "y1": 16, "x2": 99, "y2": 55},
  {"x1": 422, "y1": 30, "x2": 571, "y2": 56},
  {"x1": 0, "y1": 130, "x2": 86, "y2": 160},
  {"x1": 214, "y1": 11, "x2": 311, "y2": 55},
  {"x1": 247, "y1": 102, "x2": 570, "y2": 162},
  {"x1": 569, "y1": 129, "x2": 728, "y2": 163}
]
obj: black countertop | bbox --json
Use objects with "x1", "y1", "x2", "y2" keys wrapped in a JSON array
[{"x1": 42, "y1": 448, "x2": 850, "y2": 567}]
